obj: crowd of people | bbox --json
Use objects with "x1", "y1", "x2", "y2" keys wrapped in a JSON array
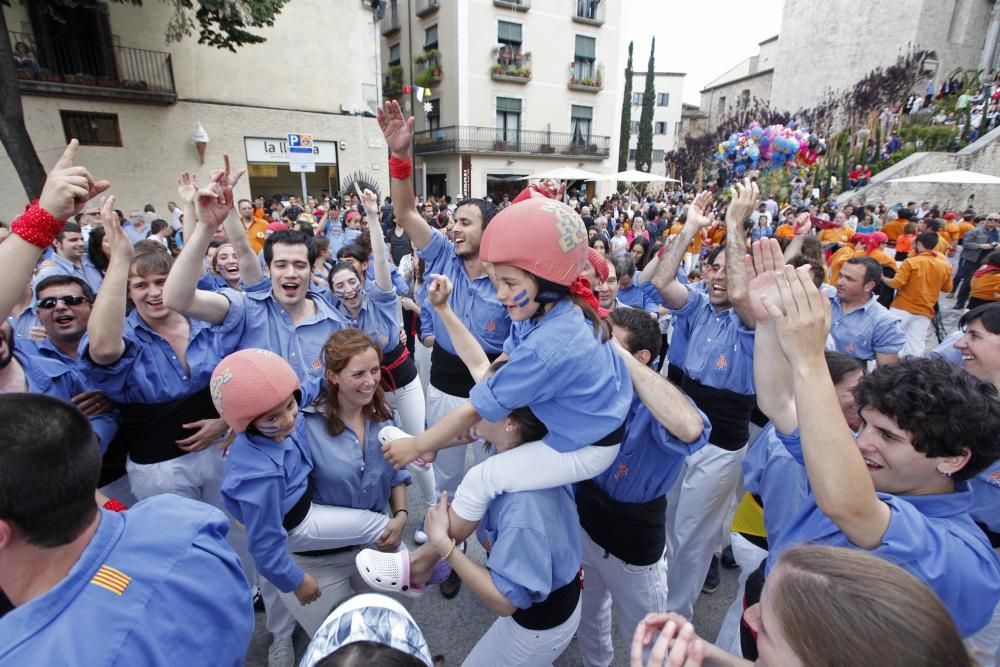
[{"x1": 1, "y1": 97, "x2": 998, "y2": 667}]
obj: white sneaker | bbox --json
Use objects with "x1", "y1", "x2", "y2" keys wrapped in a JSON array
[
  {"x1": 414, "y1": 519, "x2": 428, "y2": 545},
  {"x1": 267, "y1": 634, "x2": 294, "y2": 667}
]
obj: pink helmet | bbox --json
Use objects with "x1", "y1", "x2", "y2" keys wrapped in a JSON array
[
  {"x1": 210, "y1": 349, "x2": 300, "y2": 433},
  {"x1": 480, "y1": 198, "x2": 588, "y2": 289}
]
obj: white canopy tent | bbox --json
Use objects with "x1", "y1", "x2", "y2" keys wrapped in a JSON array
[
  {"x1": 888, "y1": 170, "x2": 1000, "y2": 185},
  {"x1": 589, "y1": 169, "x2": 679, "y2": 183},
  {"x1": 521, "y1": 166, "x2": 603, "y2": 181}
]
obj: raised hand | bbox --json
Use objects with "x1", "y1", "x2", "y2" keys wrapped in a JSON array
[
  {"x1": 631, "y1": 612, "x2": 705, "y2": 667},
  {"x1": 725, "y1": 177, "x2": 760, "y2": 229},
  {"x1": 39, "y1": 140, "x2": 111, "y2": 222},
  {"x1": 195, "y1": 172, "x2": 232, "y2": 233},
  {"x1": 746, "y1": 238, "x2": 786, "y2": 323},
  {"x1": 221, "y1": 154, "x2": 246, "y2": 188},
  {"x1": 176, "y1": 171, "x2": 198, "y2": 206},
  {"x1": 377, "y1": 100, "x2": 415, "y2": 157},
  {"x1": 761, "y1": 264, "x2": 832, "y2": 365},
  {"x1": 684, "y1": 190, "x2": 715, "y2": 230},
  {"x1": 793, "y1": 211, "x2": 812, "y2": 237},
  {"x1": 100, "y1": 195, "x2": 133, "y2": 261},
  {"x1": 354, "y1": 182, "x2": 379, "y2": 219},
  {"x1": 426, "y1": 273, "x2": 454, "y2": 309}
]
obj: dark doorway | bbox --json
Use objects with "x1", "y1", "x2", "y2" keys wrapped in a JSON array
[{"x1": 29, "y1": 3, "x2": 118, "y2": 80}]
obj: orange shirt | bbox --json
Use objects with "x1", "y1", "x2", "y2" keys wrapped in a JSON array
[
  {"x1": 708, "y1": 226, "x2": 726, "y2": 247},
  {"x1": 971, "y1": 270, "x2": 1000, "y2": 302},
  {"x1": 868, "y1": 248, "x2": 896, "y2": 269},
  {"x1": 886, "y1": 251, "x2": 954, "y2": 318},
  {"x1": 828, "y1": 246, "x2": 856, "y2": 284},
  {"x1": 957, "y1": 221, "x2": 975, "y2": 239},
  {"x1": 896, "y1": 233, "x2": 915, "y2": 253},
  {"x1": 945, "y1": 223, "x2": 961, "y2": 244},
  {"x1": 819, "y1": 226, "x2": 852, "y2": 245},
  {"x1": 668, "y1": 223, "x2": 684, "y2": 237},
  {"x1": 775, "y1": 224, "x2": 796, "y2": 240},
  {"x1": 687, "y1": 231, "x2": 704, "y2": 255},
  {"x1": 244, "y1": 217, "x2": 268, "y2": 254},
  {"x1": 881, "y1": 219, "x2": 905, "y2": 242},
  {"x1": 934, "y1": 234, "x2": 950, "y2": 255}
]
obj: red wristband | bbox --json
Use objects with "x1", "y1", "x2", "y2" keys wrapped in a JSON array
[
  {"x1": 102, "y1": 497, "x2": 128, "y2": 512},
  {"x1": 11, "y1": 201, "x2": 64, "y2": 248},
  {"x1": 389, "y1": 155, "x2": 412, "y2": 180}
]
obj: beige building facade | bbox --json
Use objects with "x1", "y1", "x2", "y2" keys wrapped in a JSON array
[
  {"x1": 2, "y1": 0, "x2": 389, "y2": 221},
  {"x1": 626, "y1": 71, "x2": 685, "y2": 175},
  {"x1": 379, "y1": 0, "x2": 625, "y2": 201},
  {"x1": 698, "y1": 35, "x2": 777, "y2": 134}
]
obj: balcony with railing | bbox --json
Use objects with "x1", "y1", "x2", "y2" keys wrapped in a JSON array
[
  {"x1": 494, "y1": 0, "x2": 530, "y2": 10},
  {"x1": 382, "y1": 0, "x2": 401, "y2": 35},
  {"x1": 10, "y1": 31, "x2": 176, "y2": 104},
  {"x1": 573, "y1": 0, "x2": 605, "y2": 25},
  {"x1": 416, "y1": 0, "x2": 440, "y2": 18},
  {"x1": 383, "y1": 64, "x2": 404, "y2": 98},
  {"x1": 490, "y1": 47, "x2": 531, "y2": 83},
  {"x1": 413, "y1": 125, "x2": 610, "y2": 160},
  {"x1": 568, "y1": 61, "x2": 604, "y2": 92},
  {"x1": 414, "y1": 49, "x2": 442, "y2": 87}
]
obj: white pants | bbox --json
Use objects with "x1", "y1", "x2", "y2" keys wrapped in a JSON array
[
  {"x1": 126, "y1": 445, "x2": 226, "y2": 505},
  {"x1": 385, "y1": 376, "x2": 436, "y2": 505},
  {"x1": 889, "y1": 307, "x2": 932, "y2": 357},
  {"x1": 967, "y1": 598, "x2": 1000, "y2": 667},
  {"x1": 715, "y1": 533, "x2": 769, "y2": 655},
  {"x1": 452, "y1": 441, "x2": 620, "y2": 522},
  {"x1": 463, "y1": 601, "x2": 581, "y2": 666},
  {"x1": 262, "y1": 503, "x2": 389, "y2": 638},
  {"x1": 415, "y1": 340, "x2": 432, "y2": 396},
  {"x1": 664, "y1": 442, "x2": 747, "y2": 619},
  {"x1": 426, "y1": 384, "x2": 489, "y2": 497},
  {"x1": 577, "y1": 529, "x2": 668, "y2": 667}
]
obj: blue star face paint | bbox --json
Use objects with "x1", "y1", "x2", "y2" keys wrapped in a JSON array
[{"x1": 513, "y1": 289, "x2": 530, "y2": 309}]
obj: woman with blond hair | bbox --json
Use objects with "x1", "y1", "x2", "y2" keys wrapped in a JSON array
[{"x1": 631, "y1": 544, "x2": 974, "y2": 667}]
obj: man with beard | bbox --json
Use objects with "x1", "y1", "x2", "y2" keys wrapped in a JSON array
[
  {"x1": 375, "y1": 101, "x2": 510, "y2": 598},
  {"x1": 647, "y1": 181, "x2": 760, "y2": 618}
]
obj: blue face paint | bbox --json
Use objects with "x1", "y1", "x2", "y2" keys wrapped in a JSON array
[{"x1": 513, "y1": 289, "x2": 530, "y2": 309}]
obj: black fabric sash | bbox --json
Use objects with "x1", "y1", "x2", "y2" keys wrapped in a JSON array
[{"x1": 118, "y1": 387, "x2": 219, "y2": 464}]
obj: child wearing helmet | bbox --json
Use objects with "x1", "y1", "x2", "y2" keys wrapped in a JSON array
[
  {"x1": 365, "y1": 197, "x2": 633, "y2": 593},
  {"x1": 211, "y1": 349, "x2": 400, "y2": 618}
]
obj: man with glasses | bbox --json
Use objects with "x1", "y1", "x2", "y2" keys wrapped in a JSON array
[{"x1": 955, "y1": 214, "x2": 1000, "y2": 310}]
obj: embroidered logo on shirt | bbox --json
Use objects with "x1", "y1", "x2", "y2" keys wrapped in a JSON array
[
  {"x1": 91, "y1": 564, "x2": 131, "y2": 596},
  {"x1": 613, "y1": 464, "x2": 629, "y2": 480},
  {"x1": 990, "y1": 470, "x2": 1000, "y2": 487},
  {"x1": 846, "y1": 342, "x2": 856, "y2": 353},
  {"x1": 714, "y1": 353, "x2": 729, "y2": 371},
  {"x1": 485, "y1": 319, "x2": 496, "y2": 333},
  {"x1": 312, "y1": 358, "x2": 322, "y2": 369}
]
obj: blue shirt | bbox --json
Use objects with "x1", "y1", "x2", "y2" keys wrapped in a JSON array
[
  {"x1": 7, "y1": 307, "x2": 39, "y2": 338},
  {"x1": 78, "y1": 308, "x2": 245, "y2": 404},
  {"x1": 223, "y1": 279, "x2": 348, "y2": 381},
  {"x1": 829, "y1": 295, "x2": 906, "y2": 361},
  {"x1": 301, "y1": 405, "x2": 410, "y2": 511},
  {"x1": 929, "y1": 330, "x2": 964, "y2": 366},
  {"x1": 671, "y1": 288, "x2": 756, "y2": 395},
  {"x1": 770, "y1": 429, "x2": 1000, "y2": 636},
  {"x1": 331, "y1": 287, "x2": 400, "y2": 353},
  {"x1": 742, "y1": 423, "x2": 809, "y2": 548},
  {"x1": 476, "y1": 485, "x2": 581, "y2": 609},
  {"x1": 592, "y1": 395, "x2": 710, "y2": 503},
  {"x1": 365, "y1": 261, "x2": 410, "y2": 297},
  {"x1": 617, "y1": 282, "x2": 658, "y2": 314},
  {"x1": 12, "y1": 344, "x2": 118, "y2": 453},
  {"x1": 470, "y1": 299, "x2": 632, "y2": 453},
  {"x1": 221, "y1": 424, "x2": 313, "y2": 593},
  {"x1": 0, "y1": 496, "x2": 253, "y2": 666},
  {"x1": 417, "y1": 228, "x2": 510, "y2": 355},
  {"x1": 34, "y1": 253, "x2": 104, "y2": 295},
  {"x1": 970, "y1": 461, "x2": 1000, "y2": 533}
]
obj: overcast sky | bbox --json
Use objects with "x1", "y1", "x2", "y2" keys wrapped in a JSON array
[{"x1": 621, "y1": 0, "x2": 785, "y2": 105}]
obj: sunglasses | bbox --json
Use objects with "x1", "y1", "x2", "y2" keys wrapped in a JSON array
[{"x1": 37, "y1": 295, "x2": 90, "y2": 309}]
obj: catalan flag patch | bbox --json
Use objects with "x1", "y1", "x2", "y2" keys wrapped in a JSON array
[{"x1": 91, "y1": 565, "x2": 131, "y2": 596}]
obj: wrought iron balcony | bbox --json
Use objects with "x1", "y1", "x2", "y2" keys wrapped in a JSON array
[
  {"x1": 413, "y1": 125, "x2": 610, "y2": 160},
  {"x1": 382, "y1": 1, "x2": 401, "y2": 35},
  {"x1": 11, "y1": 31, "x2": 176, "y2": 104},
  {"x1": 568, "y1": 61, "x2": 604, "y2": 91}
]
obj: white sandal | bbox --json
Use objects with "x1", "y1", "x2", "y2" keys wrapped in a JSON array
[
  {"x1": 356, "y1": 548, "x2": 417, "y2": 596},
  {"x1": 379, "y1": 425, "x2": 432, "y2": 471}
]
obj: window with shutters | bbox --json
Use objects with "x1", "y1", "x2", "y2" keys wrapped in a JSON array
[
  {"x1": 496, "y1": 97, "x2": 522, "y2": 146},
  {"x1": 570, "y1": 104, "x2": 592, "y2": 145}
]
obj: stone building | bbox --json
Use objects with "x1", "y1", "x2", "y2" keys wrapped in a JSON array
[
  {"x1": 1, "y1": 1, "x2": 389, "y2": 222},
  {"x1": 698, "y1": 35, "x2": 777, "y2": 133},
  {"x1": 378, "y1": 0, "x2": 625, "y2": 201},
  {"x1": 625, "y1": 71, "x2": 686, "y2": 175}
]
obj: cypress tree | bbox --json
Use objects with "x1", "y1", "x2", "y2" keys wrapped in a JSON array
[
  {"x1": 635, "y1": 38, "x2": 656, "y2": 173},
  {"x1": 617, "y1": 41, "x2": 634, "y2": 174}
]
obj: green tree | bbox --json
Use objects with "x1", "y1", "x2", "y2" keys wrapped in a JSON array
[
  {"x1": 617, "y1": 41, "x2": 633, "y2": 174},
  {"x1": 1, "y1": 0, "x2": 290, "y2": 200},
  {"x1": 634, "y1": 38, "x2": 655, "y2": 173}
]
